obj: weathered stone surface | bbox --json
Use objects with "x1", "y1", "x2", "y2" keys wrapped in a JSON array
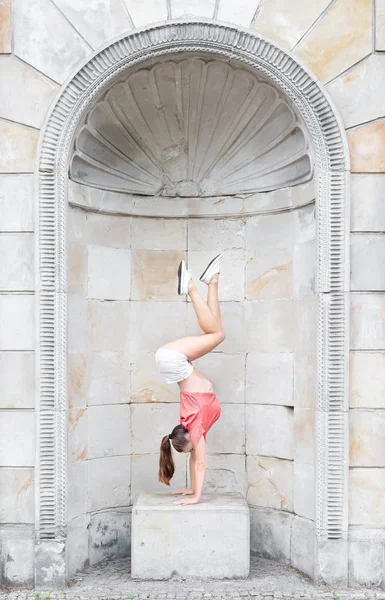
[
  {"x1": 205, "y1": 454, "x2": 247, "y2": 495},
  {"x1": 246, "y1": 211, "x2": 296, "y2": 251},
  {"x1": 0, "y1": 0, "x2": 11, "y2": 53},
  {"x1": 349, "y1": 468, "x2": 385, "y2": 526},
  {"x1": 326, "y1": 55, "x2": 385, "y2": 129},
  {"x1": 188, "y1": 218, "x2": 245, "y2": 251},
  {"x1": 205, "y1": 404, "x2": 245, "y2": 454},
  {"x1": 349, "y1": 410, "x2": 385, "y2": 467},
  {"x1": 0, "y1": 526, "x2": 34, "y2": 587},
  {"x1": 131, "y1": 403, "x2": 180, "y2": 454},
  {"x1": 66, "y1": 513, "x2": 90, "y2": 580},
  {"x1": 293, "y1": 296, "x2": 317, "y2": 408},
  {"x1": 131, "y1": 250, "x2": 184, "y2": 301},
  {"x1": 130, "y1": 301, "x2": 187, "y2": 353},
  {"x1": 0, "y1": 233, "x2": 34, "y2": 290},
  {"x1": 293, "y1": 461, "x2": 315, "y2": 520},
  {"x1": 171, "y1": 0, "x2": 215, "y2": 18},
  {"x1": 351, "y1": 234, "x2": 385, "y2": 291},
  {"x1": 54, "y1": 0, "x2": 132, "y2": 49},
  {"x1": 131, "y1": 352, "x2": 179, "y2": 403},
  {"x1": 0, "y1": 468, "x2": 34, "y2": 523},
  {"x1": 130, "y1": 453, "x2": 187, "y2": 501},
  {"x1": 188, "y1": 249, "x2": 245, "y2": 302},
  {"x1": 0, "y1": 352, "x2": 35, "y2": 408},
  {"x1": 194, "y1": 352, "x2": 246, "y2": 404},
  {"x1": 0, "y1": 174, "x2": 34, "y2": 232},
  {"x1": 246, "y1": 352, "x2": 293, "y2": 406},
  {"x1": 124, "y1": 0, "x2": 167, "y2": 26},
  {"x1": 88, "y1": 456, "x2": 131, "y2": 512},
  {"x1": 131, "y1": 217, "x2": 187, "y2": 250},
  {"x1": 68, "y1": 180, "x2": 103, "y2": 212},
  {"x1": 246, "y1": 246, "x2": 292, "y2": 300},
  {"x1": 68, "y1": 205, "x2": 87, "y2": 244},
  {"x1": 68, "y1": 406, "x2": 88, "y2": 464},
  {"x1": 351, "y1": 174, "x2": 385, "y2": 232},
  {"x1": 294, "y1": 408, "x2": 315, "y2": 464},
  {"x1": 88, "y1": 404, "x2": 131, "y2": 459},
  {"x1": 67, "y1": 461, "x2": 86, "y2": 521},
  {"x1": 348, "y1": 120, "x2": 385, "y2": 172},
  {"x1": 88, "y1": 246, "x2": 131, "y2": 300},
  {"x1": 88, "y1": 351, "x2": 130, "y2": 406},
  {"x1": 68, "y1": 242, "x2": 87, "y2": 296},
  {"x1": 249, "y1": 505, "x2": 293, "y2": 563},
  {"x1": 132, "y1": 492, "x2": 249, "y2": 579},
  {"x1": 291, "y1": 515, "x2": 315, "y2": 578},
  {"x1": 348, "y1": 528, "x2": 385, "y2": 586},
  {"x1": 86, "y1": 212, "x2": 131, "y2": 248},
  {"x1": 0, "y1": 55, "x2": 59, "y2": 128},
  {"x1": 13, "y1": 0, "x2": 90, "y2": 84},
  {"x1": 247, "y1": 455, "x2": 293, "y2": 511},
  {"x1": 68, "y1": 295, "x2": 87, "y2": 353},
  {"x1": 294, "y1": 0, "x2": 372, "y2": 83},
  {"x1": 350, "y1": 352, "x2": 385, "y2": 408},
  {"x1": 246, "y1": 405, "x2": 294, "y2": 459},
  {"x1": 89, "y1": 508, "x2": 131, "y2": 566},
  {"x1": 293, "y1": 238, "x2": 315, "y2": 297},
  {"x1": 0, "y1": 295, "x2": 34, "y2": 350},
  {"x1": 0, "y1": 120, "x2": 38, "y2": 172},
  {"x1": 376, "y1": 0, "x2": 385, "y2": 50},
  {"x1": 88, "y1": 300, "x2": 130, "y2": 352},
  {"x1": 253, "y1": 0, "x2": 330, "y2": 49},
  {"x1": 68, "y1": 353, "x2": 87, "y2": 409},
  {"x1": 315, "y1": 538, "x2": 348, "y2": 587},
  {"x1": 35, "y1": 539, "x2": 66, "y2": 587},
  {"x1": 350, "y1": 293, "x2": 385, "y2": 349},
  {"x1": 217, "y1": 0, "x2": 259, "y2": 27},
  {"x1": 245, "y1": 299, "x2": 295, "y2": 352}
]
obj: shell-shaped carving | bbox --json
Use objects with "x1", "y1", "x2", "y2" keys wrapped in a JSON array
[{"x1": 70, "y1": 58, "x2": 313, "y2": 196}]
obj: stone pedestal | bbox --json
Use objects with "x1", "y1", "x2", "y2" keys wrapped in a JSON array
[{"x1": 131, "y1": 492, "x2": 250, "y2": 580}]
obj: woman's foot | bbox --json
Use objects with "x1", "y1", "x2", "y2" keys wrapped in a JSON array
[
  {"x1": 199, "y1": 254, "x2": 223, "y2": 285},
  {"x1": 178, "y1": 260, "x2": 192, "y2": 295}
]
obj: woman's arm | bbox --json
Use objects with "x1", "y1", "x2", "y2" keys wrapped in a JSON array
[
  {"x1": 171, "y1": 453, "x2": 195, "y2": 495},
  {"x1": 174, "y1": 437, "x2": 206, "y2": 505}
]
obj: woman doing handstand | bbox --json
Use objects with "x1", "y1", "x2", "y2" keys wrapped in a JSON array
[{"x1": 156, "y1": 254, "x2": 225, "y2": 506}]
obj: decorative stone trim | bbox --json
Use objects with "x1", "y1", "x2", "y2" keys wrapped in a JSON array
[{"x1": 36, "y1": 21, "x2": 349, "y2": 554}]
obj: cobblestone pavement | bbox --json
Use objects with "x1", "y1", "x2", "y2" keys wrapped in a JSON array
[{"x1": 1, "y1": 555, "x2": 385, "y2": 600}]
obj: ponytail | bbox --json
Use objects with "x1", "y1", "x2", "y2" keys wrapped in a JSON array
[{"x1": 158, "y1": 435, "x2": 175, "y2": 485}]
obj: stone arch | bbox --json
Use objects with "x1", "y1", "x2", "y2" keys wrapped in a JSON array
[{"x1": 35, "y1": 21, "x2": 350, "y2": 585}]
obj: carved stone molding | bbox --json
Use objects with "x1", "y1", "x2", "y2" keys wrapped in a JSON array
[{"x1": 36, "y1": 20, "x2": 349, "y2": 577}]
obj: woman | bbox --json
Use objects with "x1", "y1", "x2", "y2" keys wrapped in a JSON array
[{"x1": 155, "y1": 254, "x2": 225, "y2": 506}]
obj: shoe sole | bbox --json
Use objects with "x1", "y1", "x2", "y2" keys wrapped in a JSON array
[
  {"x1": 178, "y1": 260, "x2": 190, "y2": 295},
  {"x1": 177, "y1": 261, "x2": 183, "y2": 295},
  {"x1": 199, "y1": 254, "x2": 223, "y2": 283}
]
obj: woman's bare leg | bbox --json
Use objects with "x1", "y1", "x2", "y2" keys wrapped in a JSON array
[{"x1": 206, "y1": 274, "x2": 222, "y2": 327}]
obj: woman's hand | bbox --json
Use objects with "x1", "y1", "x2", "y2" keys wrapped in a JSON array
[
  {"x1": 173, "y1": 495, "x2": 200, "y2": 506},
  {"x1": 171, "y1": 488, "x2": 194, "y2": 496}
]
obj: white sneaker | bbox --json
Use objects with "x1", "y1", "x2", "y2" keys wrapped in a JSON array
[
  {"x1": 199, "y1": 254, "x2": 223, "y2": 285},
  {"x1": 177, "y1": 260, "x2": 192, "y2": 295}
]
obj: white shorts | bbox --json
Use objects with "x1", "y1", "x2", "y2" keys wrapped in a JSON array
[{"x1": 155, "y1": 347, "x2": 194, "y2": 385}]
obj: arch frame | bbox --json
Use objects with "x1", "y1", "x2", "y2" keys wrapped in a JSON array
[{"x1": 35, "y1": 20, "x2": 350, "y2": 585}]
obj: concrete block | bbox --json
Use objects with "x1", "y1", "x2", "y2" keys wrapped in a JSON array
[
  {"x1": 0, "y1": 352, "x2": 34, "y2": 408},
  {"x1": 291, "y1": 515, "x2": 315, "y2": 578},
  {"x1": 0, "y1": 233, "x2": 34, "y2": 290},
  {"x1": 188, "y1": 218, "x2": 245, "y2": 251},
  {"x1": 88, "y1": 404, "x2": 131, "y2": 459},
  {"x1": 294, "y1": 408, "x2": 315, "y2": 464},
  {"x1": 67, "y1": 461, "x2": 87, "y2": 521},
  {"x1": 35, "y1": 539, "x2": 66, "y2": 588},
  {"x1": 246, "y1": 352, "x2": 293, "y2": 406},
  {"x1": 245, "y1": 299, "x2": 295, "y2": 352},
  {"x1": 246, "y1": 211, "x2": 295, "y2": 251},
  {"x1": 246, "y1": 405, "x2": 293, "y2": 459},
  {"x1": 68, "y1": 242, "x2": 87, "y2": 295},
  {"x1": 89, "y1": 508, "x2": 131, "y2": 566},
  {"x1": 13, "y1": 0, "x2": 89, "y2": 84},
  {"x1": 293, "y1": 461, "x2": 315, "y2": 520},
  {"x1": 88, "y1": 456, "x2": 130, "y2": 512},
  {"x1": 351, "y1": 234, "x2": 385, "y2": 291},
  {"x1": 131, "y1": 250, "x2": 185, "y2": 301},
  {"x1": 350, "y1": 293, "x2": 385, "y2": 349},
  {"x1": 217, "y1": 0, "x2": 259, "y2": 27},
  {"x1": 88, "y1": 245, "x2": 131, "y2": 300},
  {"x1": 0, "y1": 525, "x2": 34, "y2": 587},
  {"x1": 132, "y1": 492, "x2": 249, "y2": 579},
  {"x1": 194, "y1": 352, "x2": 246, "y2": 404},
  {"x1": 188, "y1": 250, "x2": 245, "y2": 302},
  {"x1": 293, "y1": 238, "x2": 316, "y2": 297},
  {"x1": 350, "y1": 352, "x2": 385, "y2": 408},
  {"x1": 88, "y1": 351, "x2": 130, "y2": 406},
  {"x1": 68, "y1": 205, "x2": 87, "y2": 244},
  {"x1": 247, "y1": 455, "x2": 293, "y2": 511},
  {"x1": 349, "y1": 468, "x2": 385, "y2": 527},
  {"x1": 171, "y1": 0, "x2": 215, "y2": 18},
  {"x1": 0, "y1": 411, "x2": 35, "y2": 466},
  {"x1": 246, "y1": 246, "x2": 292, "y2": 300},
  {"x1": 0, "y1": 0, "x2": 11, "y2": 52},
  {"x1": 66, "y1": 513, "x2": 90, "y2": 581},
  {"x1": 68, "y1": 353, "x2": 87, "y2": 409},
  {"x1": 377, "y1": 0, "x2": 385, "y2": 51},
  {"x1": 351, "y1": 174, "x2": 385, "y2": 232},
  {"x1": 86, "y1": 212, "x2": 131, "y2": 248},
  {"x1": 0, "y1": 468, "x2": 34, "y2": 523},
  {"x1": 205, "y1": 454, "x2": 247, "y2": 495},
  {"x1": 68, "y1": 295, "x2": 88, "y2": 353},
  {"x1": 68, "y1": 406, "x2": 87, "y2": 464},
  {"x1": 69, "y1": 180, "x2": 103, "y2": 212},
  {"x1": 131, "y1": 403, "x2": 180, "y2": 454},
  {"x1": 315, "y1": 538, "x2": 348, "y2": 587},
  {"x1": 130, "y1": 301, "x2": 187, "y2": 353},
  {"x1": 0, "y1": 295, "x2": 34, "y2": 350},
  {"x1": 348, "y1": 119, "x2": 385, "y2": 173},
  {"x1": 0, "y1": 55, "x2": 58, "y2": 128},
  {"x1": 206, "y1": 404, "x2": 245, "y2": 454},
  {"x1": 250, "y1": 505, "x2": 293, "y2": 563},
  {"x1": 0, "y1": 174, "x2": 34, "y2": 232},
  {"x1": 124, "y1": 0, "x2": 167, "y2": 26},
  {"x1": 350, "y1": 409, "x2": 385, "y2": 466},
  {"x1": 348, "y1": 528, "x2": 385, "y2": 587},
  {"x1": 131, "y1": 217, "x2": 187, "y2": 250},
  {"x1": 88, "y1": 300, "x2": 130, "y2": 352},
  {"x1": 131, "y1": 453, "x2": 187, "y2": 501},
  {"x1": 293, "y1": 297, "x2": 317, "y2": 409},
  {"x1": 0, "y1": 120, "x2": 38, "y2": 172},
  {"x1": 130, "y1": 352, "x2": 179, "y2": 403}
]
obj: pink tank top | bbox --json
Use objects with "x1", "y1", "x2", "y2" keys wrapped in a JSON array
[{"x1": 179, "y1": 392, "x2": 222, "y2": 448}]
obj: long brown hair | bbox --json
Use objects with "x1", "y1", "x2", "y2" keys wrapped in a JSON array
[{"x1": 158, "y1": 424, "x2": 189, "y2": 485}]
